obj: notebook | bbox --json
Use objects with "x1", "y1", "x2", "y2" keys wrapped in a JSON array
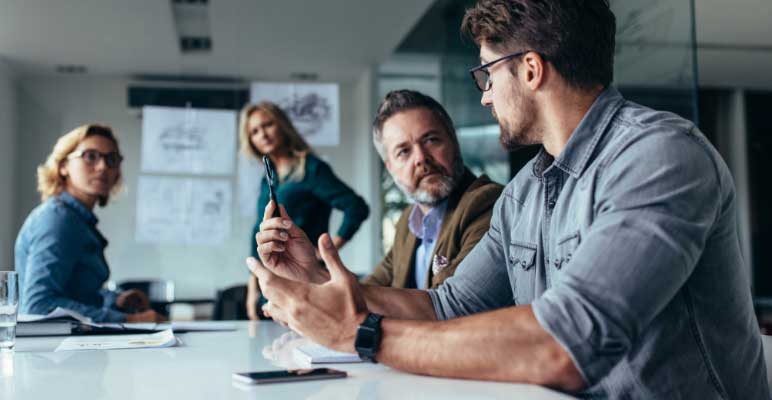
[{"x1": 293, "y1": 343, "x2": 362, "y2": 364}]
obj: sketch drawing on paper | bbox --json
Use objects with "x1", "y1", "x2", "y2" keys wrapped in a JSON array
[
  {"x1": 135, "y1": 176, "x2": 232, "y2": 245},
  {"x1": 141, "y1": 106, "x2": 237, "y2": 175},
  {"x1": 203, "y1": 190, "x2": 224, "y2": 215},
  {"x1": 250, "y1": 82, "x2": 340, "y2": 146},
  {"x1": 278, "y1": 92, "x2": 332, "y2": 137},
  {"x1": 159, "y1": 122, "x2": 205, "y2": 152}
]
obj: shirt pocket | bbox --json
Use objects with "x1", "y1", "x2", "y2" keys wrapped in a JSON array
[
  {"x1": 508, "y1": 240, "x2": 538, "y2": 304},
  {"x1": 554, "y1": 231, "x2": 581, "y2": 271}
]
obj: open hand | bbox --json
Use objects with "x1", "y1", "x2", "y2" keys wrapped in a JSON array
[{"x1": 248, "y1": 233, "x2": 368, "y2": 353}]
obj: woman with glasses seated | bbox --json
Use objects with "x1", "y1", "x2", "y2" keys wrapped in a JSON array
[
  {"x1": 15, "y1": 124, "x2": 164, "y2": 323},
  {"x1": 239, "y1": 102, "x2": 370, "y2": 320}
]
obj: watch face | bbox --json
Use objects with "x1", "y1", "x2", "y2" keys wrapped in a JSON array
[{"x1": 356, "y1": 331, "x2": 376, "y2": 349}]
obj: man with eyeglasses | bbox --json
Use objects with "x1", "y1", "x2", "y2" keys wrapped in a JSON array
[{"x1": 247, "y1": 0, "x2": 768, "y2": 397}]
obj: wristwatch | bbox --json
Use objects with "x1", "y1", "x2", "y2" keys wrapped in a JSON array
[{"x1": 354, "y1": 313, "x2": 383, "y2": 363}]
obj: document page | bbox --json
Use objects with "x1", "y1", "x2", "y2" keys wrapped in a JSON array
[{"x1": 55, "y1": 329, "x2": 178, "y2": 352}]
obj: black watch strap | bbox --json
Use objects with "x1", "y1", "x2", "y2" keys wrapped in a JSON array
[{"x1": 355, "y1": 313, "x2": 383, "y2": 363}]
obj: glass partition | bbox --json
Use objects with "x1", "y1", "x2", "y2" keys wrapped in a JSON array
[{"x1": 377, "y1": 0, "x2": 699, "y2": 252}]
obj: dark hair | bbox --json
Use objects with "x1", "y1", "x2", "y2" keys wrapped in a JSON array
[
  {"x1": 461, "y1": 0, "x2": 616, "y2": 90},
  {"x1": 372, "y1": 90, "x2": 459, "y2": 159}
]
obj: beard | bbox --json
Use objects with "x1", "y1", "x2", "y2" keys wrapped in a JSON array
[
  {"x1": 496, "y1": 85, "x2": 539, "y2": 151},
  {"x1": 395, "y1": 152, "x2": 464, "y2": 207}
]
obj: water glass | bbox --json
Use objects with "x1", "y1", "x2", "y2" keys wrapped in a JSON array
[{"x1": 0, "y1": 271, "x2": 19, "y2": 351}]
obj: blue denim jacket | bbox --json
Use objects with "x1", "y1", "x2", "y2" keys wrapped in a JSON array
[
  {"x1": 429, "y1": 88, "x2": 768, "y2": 399},
  {"x1": 15, "y1": 192, "x2": 125, "y2": 322}
]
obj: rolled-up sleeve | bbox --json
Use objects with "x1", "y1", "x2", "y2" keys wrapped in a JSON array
[
  {"x1": 429, "y1": 195, "x2": 514, "y2": 319},
  {"x1": 532, "y1": 129, "x2": 721, "y2": 385}
]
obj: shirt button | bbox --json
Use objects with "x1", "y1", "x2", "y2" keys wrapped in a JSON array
[{"x1": 548, "y1": 200, "x2": 556, "y2": 208}]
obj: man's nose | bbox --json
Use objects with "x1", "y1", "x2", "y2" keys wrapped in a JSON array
[
  {"x1": 481, "y1": 89, "x2": 492, "y2": 107},
  {"x1": 412, "y1": 145, "x2": 428, "y2": 167}
]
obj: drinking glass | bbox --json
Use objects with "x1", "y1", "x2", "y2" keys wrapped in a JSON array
[{"x1": 0, "y1": 271, "x2": 19, "y2": 351}]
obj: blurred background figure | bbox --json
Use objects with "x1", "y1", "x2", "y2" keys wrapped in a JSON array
[{"x1": 239, "y1": 102, "x2": 369, "y2": 320}]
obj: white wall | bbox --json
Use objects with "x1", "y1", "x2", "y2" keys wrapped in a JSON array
[
  {"x1": 14, "y1": 72, "x2": 380, "y2": 298},
  {"x1": 0, "y1": 59, "x2": 17, "y2": 271}
]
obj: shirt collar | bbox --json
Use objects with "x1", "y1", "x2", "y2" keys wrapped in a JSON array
[
  {"x1": 58, "y1": 191, "x2": 99, "y2": 226},
  {"x1": 533, "y1": 86, "x2": 624, "y2": 179},
  {"x1": 407, "y1": 199, "x2": 448, "y2": 241}
]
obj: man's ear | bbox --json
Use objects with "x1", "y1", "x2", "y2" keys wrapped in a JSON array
[{"x1": 521, "y1": 51, "x2": 546, "y2": 90}]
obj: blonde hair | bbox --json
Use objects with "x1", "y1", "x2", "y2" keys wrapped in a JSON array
[
  {"x1": 238, "y1": 102, "x2": 312, "y2": 182},
  {"x1": 37, "y1": 124, "x2": 123, "y2": 207}
]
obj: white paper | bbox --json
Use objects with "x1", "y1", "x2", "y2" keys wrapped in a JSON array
[
  {"x1": 293, "y1": 343, "x2": 362, "y2": 364},
  {"x1": 141, "y1": 106, "x2": 237, "y2": 175},
  {"x1": 118, "y1": 321, "x2": 237, "y2": 332},
  {"x1": 250, "y1": 82, "x2": 340, "y2": 146},
  {"x1": 18, "y1": 307, "x2": 100, "y2": 327},
  {"x1": 238, "y1": 153, "x2": 264, "y2": 217},
  {"x1": 55, "y1": 329, "x2": 178, "y2": 352},
  {"x1": 135, "y1": 176, "x2": 232, "y2": 245}
]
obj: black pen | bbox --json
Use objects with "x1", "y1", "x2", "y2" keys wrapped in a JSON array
[{"x1": 262, "y1": 155, "x2": 282, "y2": 218}]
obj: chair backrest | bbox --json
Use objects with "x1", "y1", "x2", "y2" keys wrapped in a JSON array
[
  {"x1": 117, "y1": 280, "x2": 175, "y2": 303},
  {"x1": 213, "y1": 285, "x2": 248, "y2": 321}
]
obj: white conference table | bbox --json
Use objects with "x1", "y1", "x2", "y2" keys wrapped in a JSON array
[{"x1": 0, "y1": 320, "x2": 573, "y2": 400}]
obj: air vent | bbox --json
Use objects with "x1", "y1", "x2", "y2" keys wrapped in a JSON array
[
  {"x1": 171, "y1": 0, "x2": 212, "y2": 53},
  {"x1": 290, "y1": 72, "x2": 320, "y2": 81},
  {"x1": 56, "y1": 65, "x2": 88, "y2": 74}
]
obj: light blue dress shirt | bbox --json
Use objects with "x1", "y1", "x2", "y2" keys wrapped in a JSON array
[{"x1": 408, "y1": 200, "x2": 447, "y2": 289}]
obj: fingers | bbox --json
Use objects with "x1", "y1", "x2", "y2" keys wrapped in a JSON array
[
  {"x1": 260, "y1": 201, "x2": 293, "y2": 231},
  {"x1": 263, "y1": 301, "x2": 289, "y2": 327},
  {"x1": 278, "y1": 204, "x2": 290, "y2": 220},
  {"x1": 263, "y1": 199, "x2": 277, "y2": 223},
  {"x1": 261, "y1": 302, "x2": 272, "y2": 319},
  {"x1": 257, "y1": 241, "x2": 282, "y2": 265},
  {"x1": 255, "y1": 230, "x2": 289, "y2": 247},
  {"x1": 246, "y1": 257, "x2": 298, "y2": 306},
  {"x1": 317, "y1": 233, "x2": 350, "y2": 281}
]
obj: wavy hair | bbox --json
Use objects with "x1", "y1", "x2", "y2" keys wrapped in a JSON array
[
  {"x1": 37, "y1": 124, "x2": 123, "y2": 207},
  {"x1": 238, "y1": 101, "x2": 312, "y2": 182}
]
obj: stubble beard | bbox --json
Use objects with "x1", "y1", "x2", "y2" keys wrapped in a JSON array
[{"x1": 496, "y1": 86, "x2": 539, "y2": 151}]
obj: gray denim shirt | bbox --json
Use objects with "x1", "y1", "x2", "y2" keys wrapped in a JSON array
[{"x1": 428, "y1": 88, "x2": 768, "y2": 399}]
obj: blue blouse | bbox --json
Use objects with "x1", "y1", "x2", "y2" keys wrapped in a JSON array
[{"x1": 15, "y1": 192, "x2": 125, "y2": 322}]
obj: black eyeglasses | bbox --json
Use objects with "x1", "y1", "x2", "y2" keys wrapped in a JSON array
[
  {"x1": 469, "y1": 50, "x2": 532, "y2": 92},
  {"x1": 68, "y1": 149, "x2": 123, "y2": 168},
  {"x1": 262, "y1": 155, "x2": 281, "y2": 218}
]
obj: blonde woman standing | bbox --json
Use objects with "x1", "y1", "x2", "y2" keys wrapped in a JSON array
[
  {"x1": 240, "y1": 102, "x2": 369, "y2": 319},
  {"x1": 15, "y1": 124, "x2": 164, "y2": 323}
]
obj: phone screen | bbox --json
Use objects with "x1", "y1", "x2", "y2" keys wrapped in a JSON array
[{"x1": 233, "y1": 368, "x2": 347, "y2": 385}]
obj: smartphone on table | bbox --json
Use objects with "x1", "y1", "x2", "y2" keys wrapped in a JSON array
[{"x1": 232, "y1": 368, "x2": 347, "y2": 385}]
